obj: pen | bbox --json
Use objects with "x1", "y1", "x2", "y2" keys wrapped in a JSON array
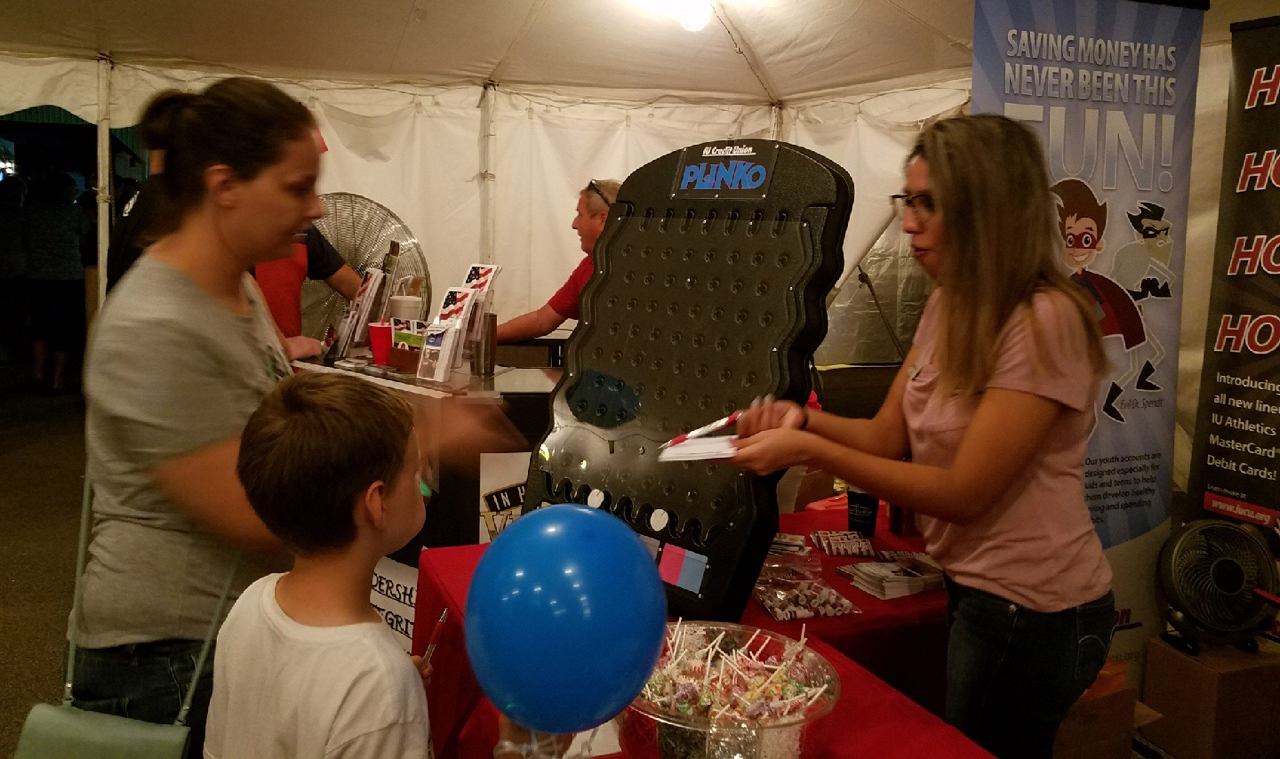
[
  {"x1": 420, "y1": 607, "x2": 449, "y2": 669},
  {"x1": 660, "y1": 410, "x2": 741, "y2": 450}
]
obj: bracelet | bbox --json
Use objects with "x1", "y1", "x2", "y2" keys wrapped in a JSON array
[
  {"x1": 799, "y1": 407, "x2": 810, "y2": 431},
  {"x1": 493, "y1": 740, "x2": 526, "y2": 759}
]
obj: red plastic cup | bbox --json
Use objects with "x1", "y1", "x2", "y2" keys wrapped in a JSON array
[{"x1": 368, "y1": 322, "x2": 392, "y2": 365}]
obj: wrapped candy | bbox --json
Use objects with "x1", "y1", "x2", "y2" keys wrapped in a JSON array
[
  {"x1": 640, "y1": 622, "x2": 832, "y2": 724},
  {"x1": 753, "y1": 580, "x2": 857, "y2": 621}
]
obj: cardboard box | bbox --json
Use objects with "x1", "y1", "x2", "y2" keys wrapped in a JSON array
[
  {"x1": 1053, "y1": 688, "x2": 1137, "y2": 759},
  {"x1": 1134, "y1": 701, "x2": 1162, "y2": 731},
  {"x1": 1081, "y1": 657, "x2": 1130, "y2": 699},
  {"x1": 1141, "y1": 636, "x2": 1280, "y2": 759}
]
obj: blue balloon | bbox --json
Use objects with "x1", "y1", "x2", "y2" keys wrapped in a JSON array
[{"x1": 465, "y1": 504, "x2": 667, "y2": 733}]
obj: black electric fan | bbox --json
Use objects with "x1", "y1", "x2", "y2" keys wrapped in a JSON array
[
  {"x1": 1157, "y1": 519, "x2": 1280, "y2": 655},
  {"x1": 301, "y1": 192, "x2": 430, "y2": 340}
]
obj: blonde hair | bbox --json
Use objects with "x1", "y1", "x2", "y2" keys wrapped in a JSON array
[
  {"x1": 582, "y1": 178, "x2": 621, "y2": 214},
  {"x1": 910, "y1": 114, "x2": 1106, "y2": 396}
]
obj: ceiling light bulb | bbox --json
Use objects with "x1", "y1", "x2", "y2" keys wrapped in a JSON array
[{"x1": 678, "y1": 1, "x2": 713, "y2": 31}]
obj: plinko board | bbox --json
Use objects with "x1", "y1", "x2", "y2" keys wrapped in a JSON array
[{"x1": 523, "y1": 140, "x2": 853, "y2": 620}]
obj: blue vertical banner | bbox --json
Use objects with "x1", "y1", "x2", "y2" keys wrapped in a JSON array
[{"x1": 972, "y1": 0, "x2": 1204, "y2": 681}]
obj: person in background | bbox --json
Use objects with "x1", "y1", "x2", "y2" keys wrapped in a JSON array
[
  {"x1": 77, "y1": 187, "x2": 98, "y2": 272},
  {"x1": 74, "y1": 77, "x2": 322, "y2": 759},
  {"x1": 114, "y1": 176, "x2": 141, "y2": 220},
  {"x1": 731, "y1": 114, "x2": 1115, "y2": 759},
  {"x1": 23, "y1": 170, "x2": 87, "y2": 391},
  {"x1": 105, "y1": 108, "x2": 175, "y2": 294},
  {"x1": 495, "y1": 178, "x2": 620, "y2": 343},
  {"x1": 254, "y1": 223, "x2": 360, "y2": 338},
  {"x1": 0, "y1": 176, "x2": 27, "y2": 366}
]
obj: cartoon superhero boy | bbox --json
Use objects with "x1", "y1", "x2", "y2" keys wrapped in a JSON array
[{"x1": 1050, "y1": 178, "x2": 1158, "y2": 423}]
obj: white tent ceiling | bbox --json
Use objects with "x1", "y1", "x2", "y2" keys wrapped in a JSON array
[{"x1": 0, "y1": 0, "x2": 1262, "y2": 104}]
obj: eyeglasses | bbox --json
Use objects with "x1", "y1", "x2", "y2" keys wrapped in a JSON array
[
  {"x1": 587, "y1": 179, "x2": 611, "y2": 206},
  {"x1": 890, "y1": 192, "x2": 935, "y2": 223}
]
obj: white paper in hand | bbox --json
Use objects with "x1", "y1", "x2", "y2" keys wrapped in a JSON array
[{"x1": 657, "y1": 436, "x2": 738, "y2": 462}]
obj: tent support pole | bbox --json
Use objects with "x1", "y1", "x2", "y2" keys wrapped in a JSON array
[
  {"x1": 95, "y1": 56, "x2": 111, "y2": 318},
  {"x1": 478, "y1": 82, "x2": 497, "y2": 265}
]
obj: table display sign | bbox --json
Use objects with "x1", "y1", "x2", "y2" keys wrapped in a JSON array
[
  {"x1": 1187, "y1": 15, "x2": 1280, "y2": 534},
  {"x1": 972, "y1": 0, "x2": 1206, "y2": 682},
  {"x1": 371, "y1": 557, "x2": 418, "y2": 652}
]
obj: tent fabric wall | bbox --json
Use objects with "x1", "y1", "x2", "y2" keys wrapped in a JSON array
[
  {"x1": 491, "y1": 91, "x2": 775, "y2": 315},
  {"x1": 313, "y1": 95, "x2": 483, "y2": 307},
  {"x1": 816, "y1": 223, "x2": 930, "y2": 367},
  {"x1": 786, "y1": 82, "x2": 970, "y2": 281},
  {"x1": 0, "y1": 55, "x2": 99, "y2": 123}
]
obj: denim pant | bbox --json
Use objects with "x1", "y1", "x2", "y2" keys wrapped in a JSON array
[
  {"x1": 69, "y1": 639, "x2": 214, "y2": 759},
  {"x1": 944, "y1": 579, "x2": 1115, "y2": 759}
]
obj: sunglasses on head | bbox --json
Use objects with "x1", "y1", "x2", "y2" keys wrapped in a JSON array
[{"x1": 587, "y1": 179, "x2": 611, "y2": 206}]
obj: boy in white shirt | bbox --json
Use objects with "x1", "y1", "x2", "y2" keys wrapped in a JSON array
[{"x1": 204, "y1": 372, "x2": 431, "y2": 759}]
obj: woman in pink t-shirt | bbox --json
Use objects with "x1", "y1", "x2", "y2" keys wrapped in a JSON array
[{"x1": 733, "y1": 114, "x2": 1115, "y2": 759}]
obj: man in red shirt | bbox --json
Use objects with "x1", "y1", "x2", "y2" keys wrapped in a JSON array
[
  {"x1": 254, "y1": 225, "x2": 361, "y2": 337},
  {"x1": 496, "y1": 179, "x2": 621, "y2": 342}
]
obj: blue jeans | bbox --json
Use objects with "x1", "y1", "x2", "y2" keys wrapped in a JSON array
[
  {"x1": 944, "y1": 579, "x2": 1115, "y2": 759},
  {"x1": 69, "y1": 639, "x2": 214, "y2": 759}
]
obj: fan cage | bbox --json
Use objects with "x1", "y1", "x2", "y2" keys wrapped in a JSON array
[
  {"x1": 301, "y1": 192, "x2": 430, "y2": 341},
  {"x1": 1160, "y1": 521, "x2": 1279, "y2": 638}
]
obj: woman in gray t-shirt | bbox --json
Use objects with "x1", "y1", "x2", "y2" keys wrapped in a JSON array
[{"x1": 75, "y1": 77, "x2": 325, "y2": 758}]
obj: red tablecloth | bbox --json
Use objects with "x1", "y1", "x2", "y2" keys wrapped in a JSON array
[
  {"x1": 412, "y1": 508, "x2": 987, "y2": 759},
  {"x1": 744, "y1": 506, "x2": 950, "y2": 714},
  {"x1": 801, "y1": 637, "x2": 989, "y2": 759}
]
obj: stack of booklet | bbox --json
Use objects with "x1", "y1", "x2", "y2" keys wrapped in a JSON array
[
  {"x1": 767, "y1": 532, "x2": 811, "y2": 556},
  {"x1": 837, "y1": 555, "x2": 944, "y2": 600}
]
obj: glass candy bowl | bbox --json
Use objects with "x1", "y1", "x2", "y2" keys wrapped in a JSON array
[{"x1": 616, "y1": 622, "x2": 840, "y2": 759}]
